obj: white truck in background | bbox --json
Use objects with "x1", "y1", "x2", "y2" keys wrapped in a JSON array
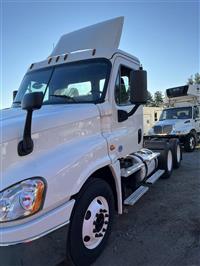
[
  {"x1": 0, "y1": 17, "x2": 183, "y2": 266},
  {"x1": 148, "y1": 84, "x2": 200, "y2": 152}
]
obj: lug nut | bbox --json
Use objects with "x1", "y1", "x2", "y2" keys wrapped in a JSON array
[{"x1": 84, "y1": 236, "x2": 90, "y2": 242}]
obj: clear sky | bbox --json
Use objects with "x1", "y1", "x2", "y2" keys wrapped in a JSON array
[{"x1": 0, "y1": 0, "x2": 199, "y2": 109}]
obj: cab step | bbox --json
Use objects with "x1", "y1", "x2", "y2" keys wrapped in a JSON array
[
  {"x1": 145, "y1": 169, "x2": 165, "y2": 184},
  {"x1": 124, "y1": 186, "x2": 149, "y2": 206}
]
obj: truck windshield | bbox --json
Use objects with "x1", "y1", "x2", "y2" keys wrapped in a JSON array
[
  {"x1": 13, "y1": 59, "x2": 111, "y2": 106},
  {"x1": 160, "y1": 107, "x2": 192, "y2": 120}
]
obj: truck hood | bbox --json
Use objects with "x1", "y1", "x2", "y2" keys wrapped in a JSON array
[
  {"x1": 154, "y1": 119, "x2": 189, "y2": 127},
  {"x1": 0, "y1": 104, "x2": 104, "y2": 191},
  {"x1": 0, "y1": 104, "x2": 100, "y2": 143}
]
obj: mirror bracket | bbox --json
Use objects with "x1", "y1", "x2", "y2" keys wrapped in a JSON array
[
  {"x1": 17, "y1": 92, "x2": 43, "y2": 156},
  {"x1": 118, "y1": 104, "x2": 140, "y2": 122},
  {"x1": 118, "y1": 110, "x2": 129, "y2": 122},
  {"x1": 18, "y1": 110, "x2": 34, "y2": 156}
]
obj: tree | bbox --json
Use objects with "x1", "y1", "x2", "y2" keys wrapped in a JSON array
[
  {"x1": 187, "y1": 72, "x2": 200, "y2": 85},
  {"x1": 194, "y1": 73, "x2": 200, "y2": 84},
  {"x1": 154, "y1": 91, "x2": 164, "y2": 107},
  {"x1": 146, "y1": 91, "x2": 154, "y2": 106}
]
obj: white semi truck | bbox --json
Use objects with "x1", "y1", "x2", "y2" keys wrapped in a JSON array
[
  {"x1": 148, "y1": 84, "x2": 200, "y2": 152},
  {"x1": 0, "y1": 17, "x2": 182, "y2": 266}
]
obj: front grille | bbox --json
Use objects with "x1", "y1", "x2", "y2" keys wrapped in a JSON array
[
  {"x1": 163, "y1": 125, "x2": 173, "y2": 134},
  {"x1": 153, "y1": 125, "x2": 173, "y2": 134},
  {"x1": 153, "y1": 125, "x2": 162, "y2": 134}
]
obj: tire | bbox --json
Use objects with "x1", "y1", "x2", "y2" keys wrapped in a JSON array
[
  {"x1": 144, "y1": 139, "x2": 173, "y2": 178},
  {"x1": 184, "y1": 133, "x2": 196, "y2": 152},
  {"x1": 158, "y1": 146, "x2": 174, "y2": 179},
  {"x1": 169, "y1": 139, "x2": 182, "y2": 169},
  {"x1": 67, "y1": 178, "x2": 114, "y2": 266}
]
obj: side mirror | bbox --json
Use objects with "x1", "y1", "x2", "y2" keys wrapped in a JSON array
[
  {"x1": 22, "y1": 91, "x2": 43, "y2": 111},
  {"x1": 118, "y1": 68, "x2": 147, "y2": 123},
  {"x1": 130, "y1": 68, "x2": 147, "y2": 104},
  {"x1": 18, "y1": 92, "x2": 43, "y2": 156},
  {"x1": 13, "y1": 90, "x2": 18, "y2": 101}
]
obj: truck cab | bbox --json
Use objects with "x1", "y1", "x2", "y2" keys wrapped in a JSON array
[
  {"x1": 0, "y1": 17, "x2": 182, "y2": 266},
  {"x1": 148, "y1": 84, "x2": 200, "y2": 152}
]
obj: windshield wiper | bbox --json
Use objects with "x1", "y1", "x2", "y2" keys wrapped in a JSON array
[{"x1": 50, "y1": 94, "x2": 77, "y2": 102}]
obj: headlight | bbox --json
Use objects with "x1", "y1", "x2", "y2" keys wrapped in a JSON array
[{"x1": 0, "y1": 178, "x2": 46, "y2": 222}]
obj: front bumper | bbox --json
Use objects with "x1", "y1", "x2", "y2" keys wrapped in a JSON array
[
  {"x1": 144, "y1": 134, "x2": 187, "y2": 139},
  {"x1": 0, "y1": 199, "x2": 75, "y2": 266},
  {"x1": 0, "y1": 224, "x2": 69, "y2": 266},
  {"x1": 0, "y1": 199, "x2": 75, "y2": 246}
]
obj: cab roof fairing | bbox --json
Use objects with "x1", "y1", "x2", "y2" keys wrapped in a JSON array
[
  {"x1": 26, "y1": 17, "x2": 140, "y2": 72},
  {"x1": 51, "y1": 16, "x2": 124, "y2": 57}
]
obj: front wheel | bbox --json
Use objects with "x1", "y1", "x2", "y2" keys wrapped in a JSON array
[
  {"x1": 184, "y1": 133, "x2": 196, "y2": 152},
  {"x1": 67, "y1": 178, "x2": 114, "y2": 266}
]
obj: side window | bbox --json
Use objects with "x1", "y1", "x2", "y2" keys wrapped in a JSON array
[
  {"x1": 115, "y1": 65, "x2": 132, "y2": 105},
  {"x1": 194, "y1": 106, "x2": 200, "y2": 119}
]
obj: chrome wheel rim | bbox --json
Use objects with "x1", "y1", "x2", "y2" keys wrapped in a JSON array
[
  {"x1": 176, "y1": 145, "x2": 181, "y2": 163},
  {"x1": 82, "y1": 196, "x2": 109, "y2": 250},
  {"x1": 189, "y1": 136, "x2": 195, "y2": 149},
  {"x1": 167, "y1": 150, "x2": 173, "y2": 172}
]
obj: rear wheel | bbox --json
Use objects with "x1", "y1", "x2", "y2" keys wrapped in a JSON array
[
  {"x1": 67, "y1": 178, "x2": 114, "y2": 266},
  {"x1": 158, "y1": 147, "x2": 173, "y2": 179},
  {"x1": 184, "y1": 133, "x2": 196, "y2": 152},
  {"x1": 169, "y1": 139, "x2": 182, "y2": 169},
  {"x1": 144, "y1": 140, "x2": 174, "y2": 178}
]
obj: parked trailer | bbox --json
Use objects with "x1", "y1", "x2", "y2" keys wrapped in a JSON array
[
  {"x1": 0, "y1": 17, "x2": 182, "y2": 266},
  {"x1": 143, "y1": 106, "x2": 163, "y2": 135}
]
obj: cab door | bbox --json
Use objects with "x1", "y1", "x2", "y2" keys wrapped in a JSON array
[{"x1": 105, "y1": 56, "x2": 143, "y2": 161}]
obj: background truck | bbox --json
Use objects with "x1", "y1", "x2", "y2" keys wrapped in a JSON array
[
  {"x1": 0, "y1": 17, "x2": 182, "y2": 266},
  {"x1": 148, "y1": 84, "x2": 200, "y2": 152}
]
